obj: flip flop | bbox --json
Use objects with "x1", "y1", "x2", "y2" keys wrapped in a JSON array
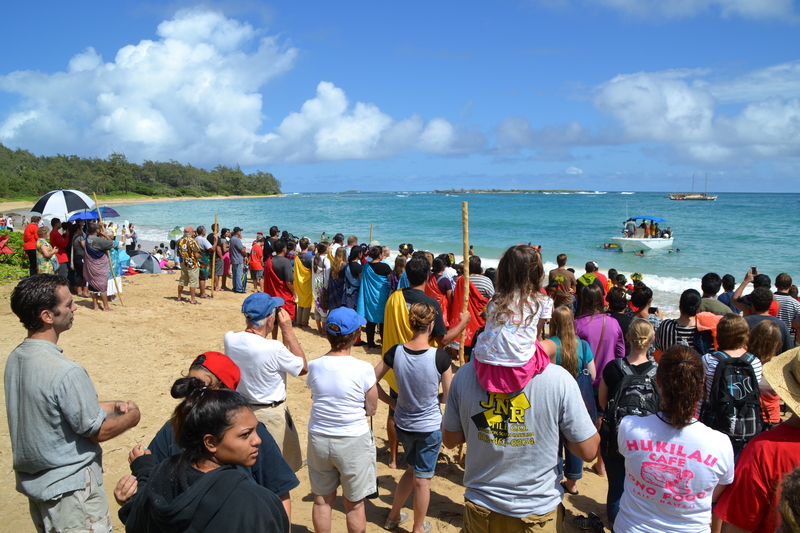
[
  {"x1": 560, "y1": 481, "x2": 579, "y2": 495},
  {"x1": 190, "y1": 301, "x2": 201, "y2": 305}
]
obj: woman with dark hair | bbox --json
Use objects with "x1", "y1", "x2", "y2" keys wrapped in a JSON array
[
  {"x1": 654, "y1": 288, "x2": 702, "y2": 359},
  {"x1": 614, "y1": 345, "x2": 734, "y2": 533},
  {"x1": 306, "y1": 308, "x2": 377, "y2": 533},
  {"x1": 217, "y1": 228, "x2": 231, "y2": 291},
  {"x1": 575, "y1": 283, "x2": 625, "y2": 477},
  {"x1": 117, "y1": 376, "x2": 288, "y2": 532},
  {"x1": 117, "y1": 352, "x2": 299, "y2": 523},
  {"x1": 358, "y1": 245, "x2": 392, "y2": 349},
  {"x1": 432, "y1": 257, "x2": 454, "y2": 307},
  {"x1": 67, "y1": 222, "x2": 89, "y2": 297}
]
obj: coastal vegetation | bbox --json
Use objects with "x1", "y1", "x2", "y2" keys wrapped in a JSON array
[{"x1": 0, "y1": 143, "x2": 282, "y2": 200}]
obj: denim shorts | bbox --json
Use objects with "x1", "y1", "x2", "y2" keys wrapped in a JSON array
[{"x1": 395, "y1": 427, "x2": 442, "y2": 478}]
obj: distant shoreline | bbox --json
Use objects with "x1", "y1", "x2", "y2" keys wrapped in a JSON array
[
  {"x1": 434, "y1": 189, "x2": 599, "y2": 194},
  {"x1": 0, "y1": 193, "x2": 281, "y2": 212}
]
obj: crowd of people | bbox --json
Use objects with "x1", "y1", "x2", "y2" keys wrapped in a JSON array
[{"x1": 5, "y1": 226, "x2": 800, "y2": 533}]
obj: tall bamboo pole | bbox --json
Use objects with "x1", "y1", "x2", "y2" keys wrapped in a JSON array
[
  {"x1": 92, "y1": 192, "x2": 123, "y2": 306},
  {"x1": 369, "y1": 222, "x2": 374, "y2": 243},
  {"x1": 458, "y1": 201, "x2": 469, "y2": 365},
  {"x1": 210, "y1": 214, "x2": 219, "y2": 297}
]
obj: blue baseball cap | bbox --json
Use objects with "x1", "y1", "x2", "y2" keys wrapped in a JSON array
[
  {"x1": 242, "y1": 293, "x2": 284, "y2": 323},
  {"x1": 325, "y1": 308, "x2": 366, "y2": 336}
]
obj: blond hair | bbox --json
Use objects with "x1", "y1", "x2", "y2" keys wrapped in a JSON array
[
  {"x1": 628, "y1": 318, "x2": 655, "y2": 350},
  {"x1": 549, "y1": 306, "x2": 579, "y2": 377},
  {"x1": 409, "y1": 302, "x2": 437, "y2": 333}
]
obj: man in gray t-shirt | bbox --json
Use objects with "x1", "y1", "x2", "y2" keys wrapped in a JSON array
[
  {"x1": 229, "y1": 227, "x2": 247, "y2": 293},
  {"x1": 443, "y1": 363, "x2": 598, "y2": 530},
  {"x1": 5, "y1": 275, "x2": 141, "y2": 532}
]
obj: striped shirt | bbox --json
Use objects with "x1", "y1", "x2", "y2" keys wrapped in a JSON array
[
  {"x1": 774, "y1": 292, "x2": 800, "y2": 337},
  {"x1": 654, "y1": 318, "x2": 697, "y2": 353},
  {"x1": 470, "y1": 275, "x2": 495, "y2": 299}
]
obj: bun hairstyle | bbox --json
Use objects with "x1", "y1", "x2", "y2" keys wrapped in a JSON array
[
  {"x1": 657, "y1": 345, "x2": 704, "y2": 429},
  {"x1": 628, "y1": 318, "x2": 655, "y2": 350},
  {"x1": 678, "y1": 289, "x2": 702, "y2": 317},
  {"x1": 409, "y1": 302, "x2": 437, "y2": 333},
  {"x1": 170, "y1": 377, "x2": 251, "y2": 466}
]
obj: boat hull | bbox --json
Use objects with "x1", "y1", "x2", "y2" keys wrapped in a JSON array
[{"x1": 610, "y1": 237, "x2": 674, "y2": 253}]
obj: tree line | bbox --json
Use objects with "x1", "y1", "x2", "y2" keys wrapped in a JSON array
[{"x1": 0, "y1": 143, "x2": 282, "y2": 199}]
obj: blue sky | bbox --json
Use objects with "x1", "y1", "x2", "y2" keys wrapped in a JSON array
[{"x1": 1, "y1": 1, "x2": 799, "y2": 192}]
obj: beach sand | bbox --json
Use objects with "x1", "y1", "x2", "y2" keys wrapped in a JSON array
[
  {"x1": 0, "y1": 194, "x2": 281, "y2": 213},
  {"x1": 0, "y1": 273, "x2": 609, "y2": 533}
]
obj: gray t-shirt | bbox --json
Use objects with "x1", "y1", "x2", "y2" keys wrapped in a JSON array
[
  {"x1": 229, "y1": 235, "x2": 245, "y2": 264},
  {"x1": 4, "y1": 339, "x2": 106, "y2": 501},
  {"x1": 87, "y1": 234, "x2": 113, "y2": 252},
  {"x1": 442, "y1": 363, "x2": 597, "y2": 517},
  {"x1": 272, "y1": 256, "x2": 294, "y2": 282}
]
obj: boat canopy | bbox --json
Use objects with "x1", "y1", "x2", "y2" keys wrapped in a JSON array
[{"x1": 627, "y1": 216, "x2": 666, "y2": 223}]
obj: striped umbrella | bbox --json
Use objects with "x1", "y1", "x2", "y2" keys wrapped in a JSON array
[{"x1": 31, "y1": 189, "x2": 95, "y2": 215}]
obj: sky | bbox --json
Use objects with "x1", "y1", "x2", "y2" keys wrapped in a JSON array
[{"x1": 1, "y1": 1, "x2": 799, "y2": 193}]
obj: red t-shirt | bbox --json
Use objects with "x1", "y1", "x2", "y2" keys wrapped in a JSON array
[
  {"x1": 23, "y1": 223, "x2": 38, "y2": 250},
  {"x1": 714, "y1": 422, "x2": 800, "y2": 533},
  {"x1": 50, "y1": 229, "x2": 69, "y2": 263},
  {"x1": 249, "y1": 244, "x2": 263, "y2": 270}
]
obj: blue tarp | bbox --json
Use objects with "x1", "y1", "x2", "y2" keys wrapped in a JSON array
[{"x1": 627, "y1": 216, "x2": 666, "y2": 223}]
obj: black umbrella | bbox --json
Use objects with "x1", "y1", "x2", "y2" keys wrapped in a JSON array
[
  {"x1": 31, "y1": 189, "x2": 95, "y2": 215},
  {"x1": 128, "y1": 250, "x2": 163, "y2": 274}
]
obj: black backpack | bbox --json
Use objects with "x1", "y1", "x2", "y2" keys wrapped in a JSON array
[
  {"x1": 600, "y1": 358, "x2": 660, "y2": 457},
  {"x1": 699, "y1": 351, "x2": 762, "y2": 446}
]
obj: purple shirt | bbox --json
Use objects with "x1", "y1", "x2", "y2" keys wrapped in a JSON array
[{"x1": 575, "y1": 313, "x2": 625, "y2": 389}]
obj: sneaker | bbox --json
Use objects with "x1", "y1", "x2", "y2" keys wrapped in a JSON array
[
  {"x1": 573, "y1": 512, "x2": 605, "y2": 532},
  {"x1": 383, "y1": 512, "x2": 409, "y2": 530}
]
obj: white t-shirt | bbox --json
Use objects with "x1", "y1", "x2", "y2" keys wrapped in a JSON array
[
  {"x1": 223, "y1": 331, "x2": 305, "y2": 404},
  {"x1": 330, "y1": 243, "x2": 342, "y2": 258},
  {"x1": 473, "y1": 294, "x2": 554, "y2": 367},
  {"x1": 307, "y1": 355, "x2": 376, "y2": 437},
  {"x1": 615, "y1": 414, "x2": 735, "y2": 533}
]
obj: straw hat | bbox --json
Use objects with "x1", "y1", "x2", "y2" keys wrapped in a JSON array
[{"x1": 763, "y1": 346, "x2": 800, "y2": 415}]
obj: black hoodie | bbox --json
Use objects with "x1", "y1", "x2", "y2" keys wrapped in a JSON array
[{"x1": 119, "y1": 455, "x2": 288, "y2": 533}]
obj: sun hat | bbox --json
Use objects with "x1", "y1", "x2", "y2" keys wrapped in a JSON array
[
  {"x1": 763, "y1": 346, "x2": 800, "y2": 415},
  {"x1": 325, "y1": 307, "x2": 366, "y2": 336},
  {"x1": 193, "y1": 351, "x2": 240, "y2": 390},
  {"x1": 241, "y1": 293, "x2": 284, "y2": 323},
  {"x1": 369, "y1": 240, "x2": 381, "y2": 247}
]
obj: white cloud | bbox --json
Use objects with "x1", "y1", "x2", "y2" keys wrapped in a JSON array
[
  {"x1": 566, "y1": 166, "x2": 583, "y2": 174},
  {"x1": 493, "y1": 60, "x2": 800, "y2": 167},
  {"x1": 576, "y1": 0, "x2": 797, "y2": 20},
  {"x1": 0, "y1": 8, "x2": 484, "y2": 166}
]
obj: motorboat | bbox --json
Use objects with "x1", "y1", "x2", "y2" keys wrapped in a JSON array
[{"x1": 610, "y1": 216, "x2": 674, "y2": 253}]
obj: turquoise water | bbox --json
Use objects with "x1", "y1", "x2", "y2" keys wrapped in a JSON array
[{"x1": 118, "y1": 191, "x2": 800, "y2": 308}]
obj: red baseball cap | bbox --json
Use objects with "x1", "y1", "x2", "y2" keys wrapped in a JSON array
[{"x1": 193, "y1": 351, "x2": 240, "y2": 390}]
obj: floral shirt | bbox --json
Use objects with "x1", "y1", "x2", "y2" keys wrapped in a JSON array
[
  {"x1": 177, "y1": 237, "x2": 201, "y2": 269},
  {"x1": 36, "y1": 238, "x2": 55, "y2": 274}
]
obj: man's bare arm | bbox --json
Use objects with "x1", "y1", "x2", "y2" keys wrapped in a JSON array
[
  {"x1": 564, "y1": 432, "x2": 600, "y2": 462},
  {"x1": 91, "y1": 401, "x2": 140, "y2": 443},
  {"x1": 277, "y1": 308, "x2": 308, "y2": 375}
]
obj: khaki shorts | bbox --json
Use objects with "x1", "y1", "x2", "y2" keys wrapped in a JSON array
[
  {"x1": 178, "y1": 265, "x2": 199, "y2": 288},
  {"x1": 29, "y1": 468, "x2": 112, "y2": 533},
  {"x1": 464, "y1": 500, "x2": 564, "y2": 533},
  {"x1": 308, "y1": 431, "x2": 376, "y2": 502},
  {"x1": 253, "y1": 404, "x2": 303, "y2": 472}
]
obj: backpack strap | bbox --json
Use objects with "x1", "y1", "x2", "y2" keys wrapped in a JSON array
[
  {"x1": 617, "y1": 356, "x2": 633, "y2": 376},
  {"x1": 742, "y1": 352, "x2": 755, "y2": 365},
  {"x1": 644, "y1": 364, "x2": 658, "y2": 379}
]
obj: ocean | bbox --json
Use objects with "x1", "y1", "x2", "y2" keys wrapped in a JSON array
[{"x1": 116, "y1": 191, "x2": 800, "y2": 316}]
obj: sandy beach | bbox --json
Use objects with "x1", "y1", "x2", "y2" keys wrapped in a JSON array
[
  {"x1": 0, "y1": 194, "x2": 281, "y2": 213},
  {"x1": 0, "y1": 272, "x2": 611, "y2": 533}
]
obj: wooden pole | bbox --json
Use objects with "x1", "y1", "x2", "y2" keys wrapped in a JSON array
[
  {"x1": 456, "y1": 201, "x2": 468, "y2": 466},
  {"x1": 458, "y1": 201, "x2": 469, "y2": 366},
  {"x1": 92, "y1": 192, "x2": 123, "y2": 306},
  {"x1": 369, "y1": 222, "x2": 374, "y2": 243},
  {"x1": 210, "y1": 214, "x2": 218, "y2": 297}
]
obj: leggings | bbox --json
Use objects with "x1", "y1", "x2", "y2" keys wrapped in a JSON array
[
  {"x1": 366, "y1": 321, "x2": 383, "y2": 345},
  {"x1": 26, "y1": 249, "x2": 37, "y2": 276}
]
